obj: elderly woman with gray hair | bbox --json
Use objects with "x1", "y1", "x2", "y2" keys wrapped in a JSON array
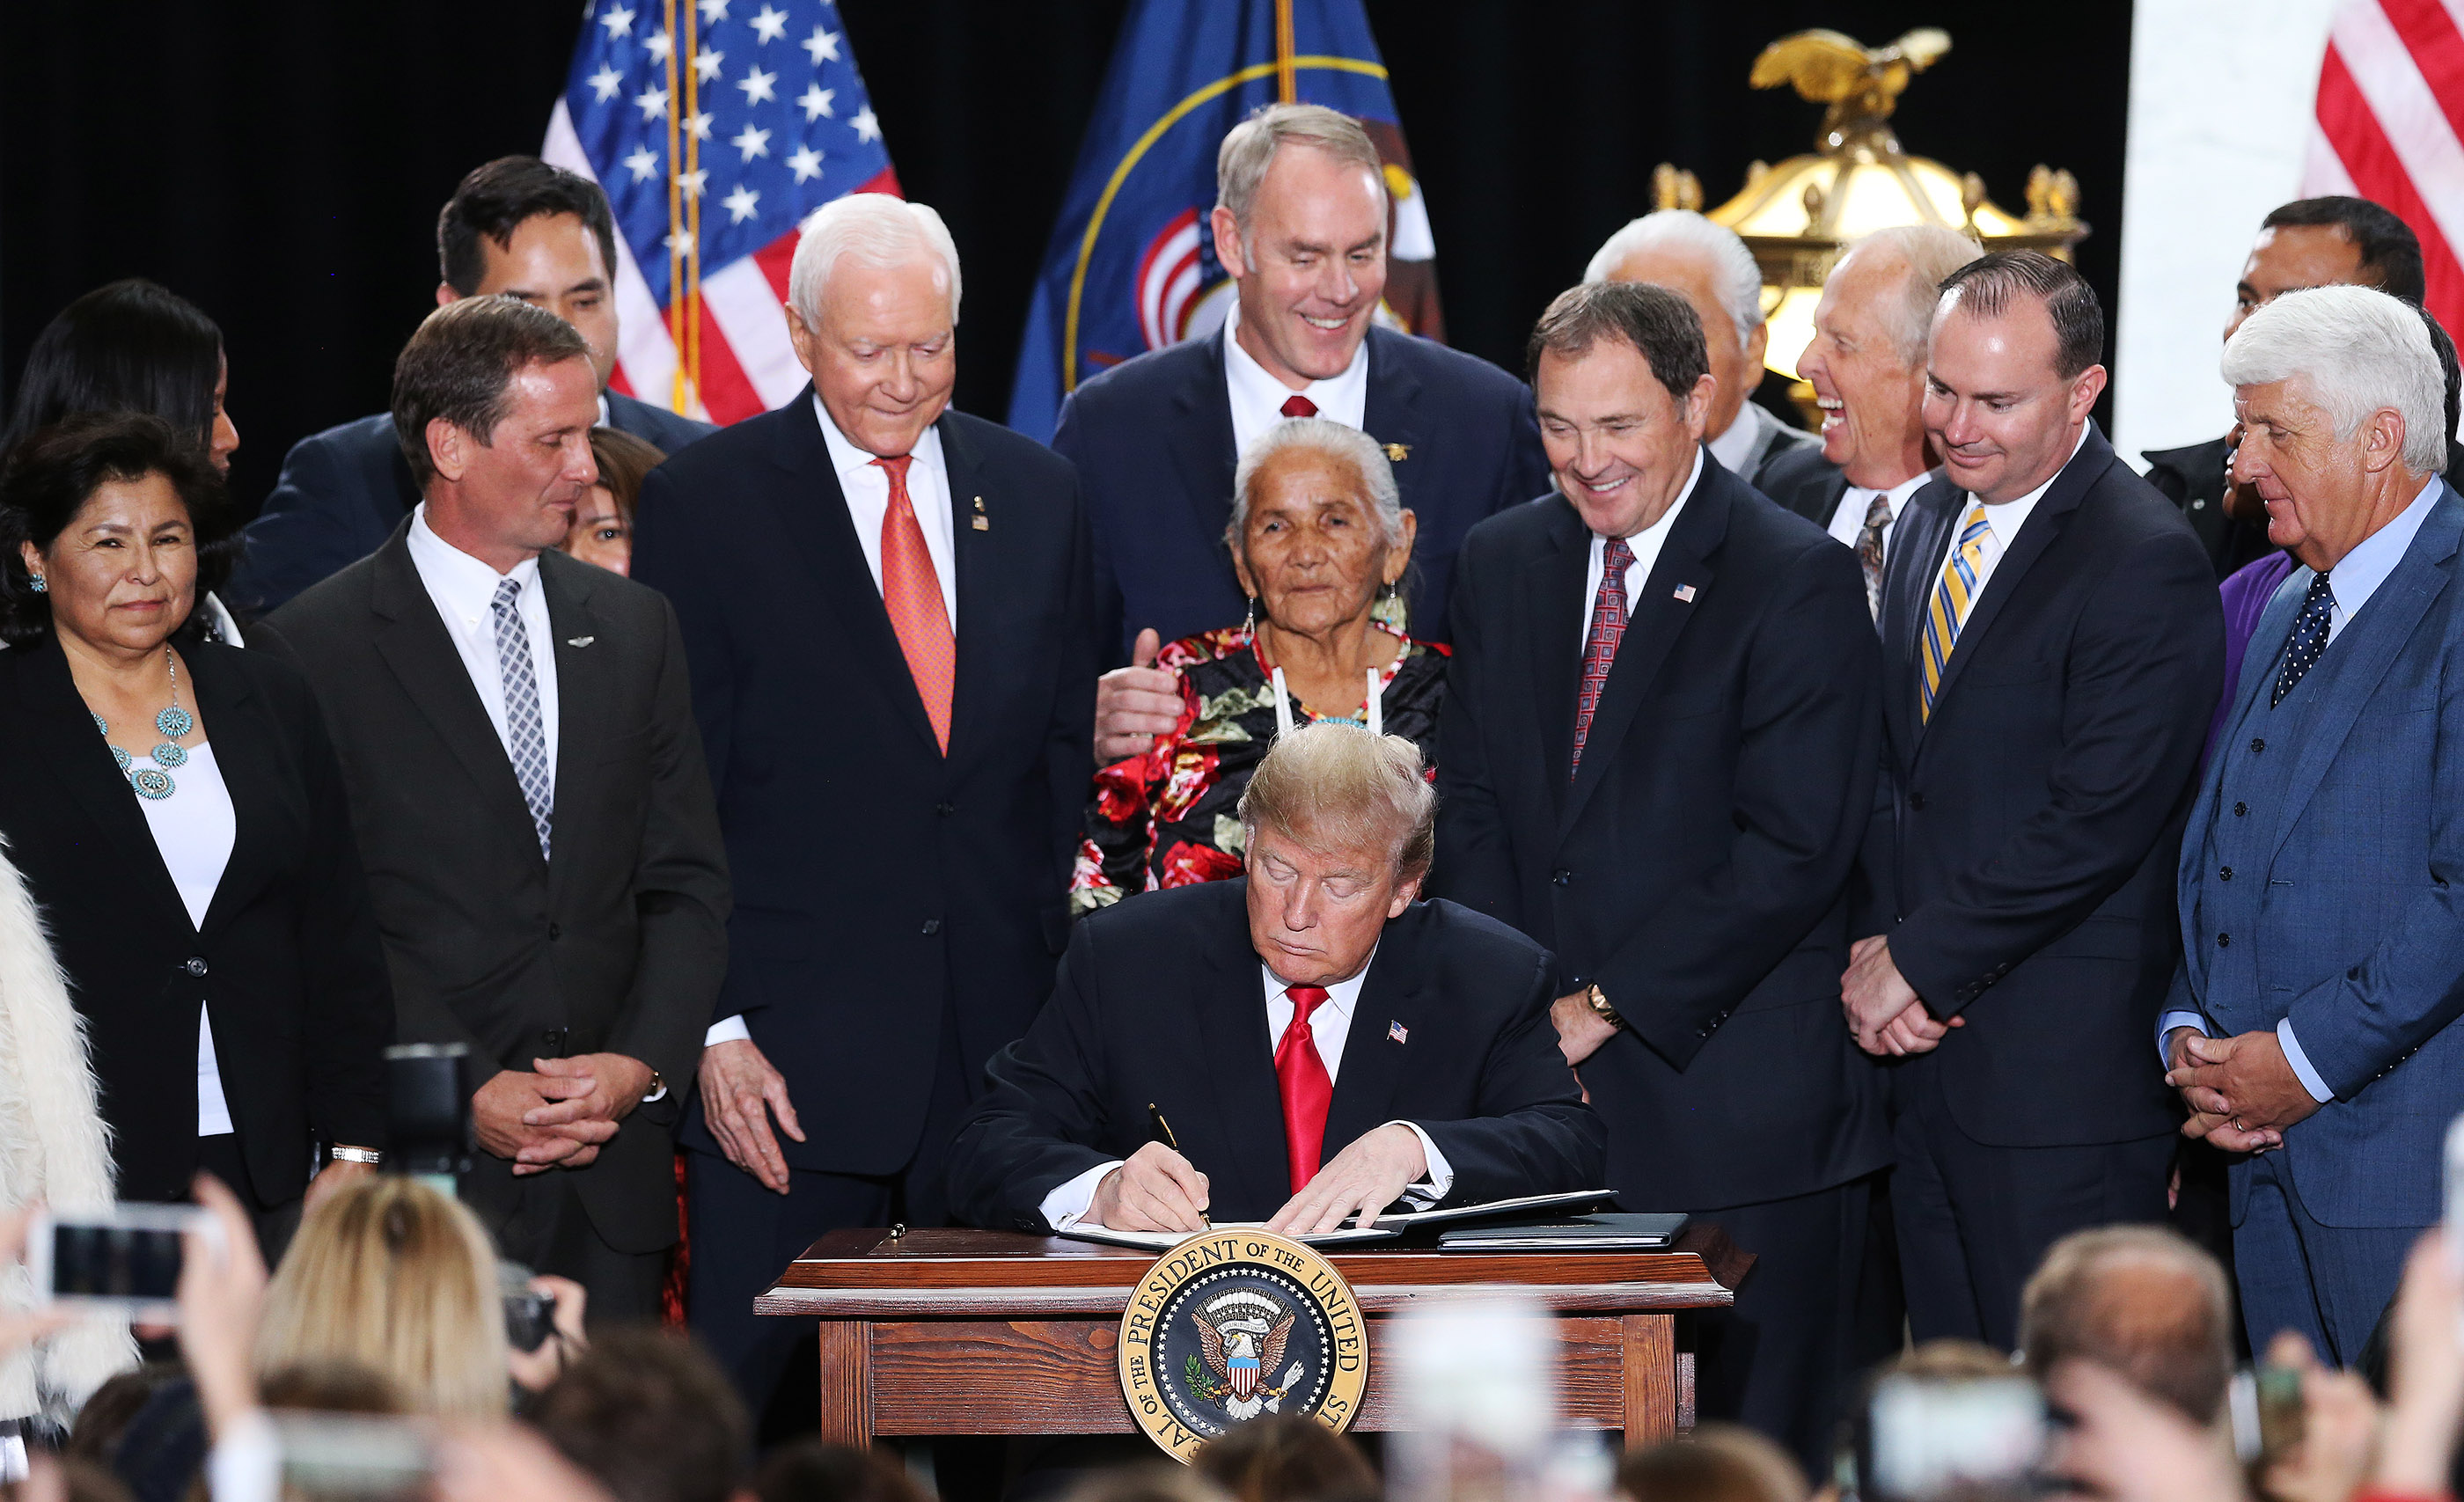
[{"x1": 1070, "y1": 418, "x2": 1441, "y2": 912}]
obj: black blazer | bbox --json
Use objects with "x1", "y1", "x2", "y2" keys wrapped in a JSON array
[
  {"x1": 1433, "y1": 455, "x2": 1888, "y2": 1211},
  {"x1": 1052, "y1": 325, "x2": 1550, "y2": 660},
  {"x1": 629, "y1": 394, "x2": 1096, "y2": 1176},
  {"x1": 1758, "y1": 446, "x2": 1851, "y2": 530},
  {"x1": 258, "y1": 531, "x2": 730, "y2": 1250},
  {"x1": 1868, "y1": 423, "x2": 2224, "y2": 1147},
  {"x1": 946, "y1": 879, "x2": 1604, "y2": 1229},
  {"x1": 0, "y1": 634, "x2": 391, "y2": 1205},
  {"x1": 228, "y1": 392, "x2": 715, "y2": 615}
]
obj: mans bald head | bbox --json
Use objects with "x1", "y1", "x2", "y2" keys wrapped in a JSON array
[{"x1": 2019, "y1": 1227, "x2": 2233, "y2": 1425}]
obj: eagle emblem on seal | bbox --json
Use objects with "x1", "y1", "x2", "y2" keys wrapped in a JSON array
[{"x1": 1187, "y1": 1290, "x2": 1302, "y2": 1421}]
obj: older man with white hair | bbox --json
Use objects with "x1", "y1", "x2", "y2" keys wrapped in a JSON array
[
  {"x1": 632, "y1": 193, "x2": 1096, "y2": 1409},
  {"x1": 1588, "y1": 209, "x2": 1830, "y2": 496},
  {"x1": 2160, "y1": 282, "x2": 2464, "y2": 1366}
]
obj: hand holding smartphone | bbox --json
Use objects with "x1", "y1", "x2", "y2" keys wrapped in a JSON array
[{"x1": 26, "y1": 1203, "x2": 220, "y2": 1322}]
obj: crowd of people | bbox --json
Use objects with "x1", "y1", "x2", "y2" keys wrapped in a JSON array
[{"x1": 0, "y1": 91, "x2": 2461, "y2": 1502}]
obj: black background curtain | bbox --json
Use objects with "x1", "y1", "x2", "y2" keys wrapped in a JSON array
[{"x1": 2, "y1": 1, "x2": 2137, "y2": 519}]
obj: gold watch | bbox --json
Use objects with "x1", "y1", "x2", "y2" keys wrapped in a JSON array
[{"x1": 1585, "y1": 984, "x2": 1624, "y2": 1029}]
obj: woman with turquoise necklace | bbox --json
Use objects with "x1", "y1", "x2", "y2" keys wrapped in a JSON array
[{"x1": 0, "y1": 413, "x2": 390, "y2": 1258}]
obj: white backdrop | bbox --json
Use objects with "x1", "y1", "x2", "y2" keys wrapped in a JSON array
[{"x1": 2114, "y1": 0, "x2": 2341, "y2": 464}]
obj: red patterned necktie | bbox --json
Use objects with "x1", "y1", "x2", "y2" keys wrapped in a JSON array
[
  {"x1": 871, "y1": 454, "x2": 954, "y2": 753},
  {"x1": 1275, "y1": 985, "x2": 1336, "y2": 1192},
  {"x1": 1280, "y1": 393, "x2": 1317, "y2": 419},
  {"x1": 1570, "y1": 536, "x2": 1635, "y2": 778}
]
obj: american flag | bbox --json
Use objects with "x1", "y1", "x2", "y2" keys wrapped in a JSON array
[
  {"x1": 2304, "y1": 0, "x2": 2464, "y2": 333},
  {"x1": 545, "y1": 0, "x2": 898, "y2": 424}
]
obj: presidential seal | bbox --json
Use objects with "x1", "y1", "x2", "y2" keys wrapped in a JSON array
[{"x1": 1118, "y1": 1229, "x2": 1369, "y2": 1462}]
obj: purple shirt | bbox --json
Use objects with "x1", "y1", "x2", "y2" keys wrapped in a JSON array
[{"x1": 2204, "y1": 548, "x2": 2298, "y2": 773}]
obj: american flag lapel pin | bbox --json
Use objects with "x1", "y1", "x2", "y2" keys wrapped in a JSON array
[
  {"x1": 972, "y1": 495, "x2": 989, "y2": 531},
  {"x1": 1673, "y1": 583, "x2": 1697, "y2": 603},
  {"x1": 1388, "y1": 1020, "x2": 1408, "y2": 1044}
]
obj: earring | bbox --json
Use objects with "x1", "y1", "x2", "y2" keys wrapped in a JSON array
[
  {"x1": 1242, "y1": 594, "x2": 1257, "y2": 635},
  {"x1": 27, "y1": 575, "x2": 45, "y2": 594}
]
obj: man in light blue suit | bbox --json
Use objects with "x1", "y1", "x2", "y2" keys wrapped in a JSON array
[{"x1": 2163, "y1": 283, "x2": 2464, "y2": 1363}]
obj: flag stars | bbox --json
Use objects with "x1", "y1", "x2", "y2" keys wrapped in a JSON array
[
  {"x1": 697, "y1": 0, "x2": 729, "y2": 19},
  {"x1": 798, "y1": 83, "x2": 834, "y2": 121},
  {"x1": 685, "y1": 110, "x2": 715, "y2": 140},
  {"x1": 678, "y1": 167, "x2": 709, "y2": 200},
  {"x1": 787, "y1": 144, "x2": 824, "y2": 183},
  {"x1": 587, "y1": 64, "x2": 625, "y2": 103},
  {"x1": 730, "y1": 122, "x2": 772, "y2": 161},
  {"x1": 644, "y1": 28, "x2": 673, "y2": 62},
  {"x1": 722, "y1": 184, "x2": 761, "y2": 223},
  {"x1": 598, "y1": 3, "x2": 635, "y2": 36},
  {"x1": 693, "y1": 48, "x2": 725, "y2": 84},
  {"x1": 737, "y1": 65, "x2": 777, "y2": 104},
  {"x1": 802, "y1": 26, "x2": 840, "y2": 64},
  {"x1": 748, "y1": 4, "x2": 788, "y2": 43},
  {"x1": 634, "y1": 84, "x2": 670, "y2": 121},
  {"x1": 664, "y1": 229, "x2": 696, "y2": 256},
  {"x1": 624, "y1": 146, "x2": 661, "y2": 182},
  {"x1": 851, "y1": 105, "x2": 880, "y2": 143}
]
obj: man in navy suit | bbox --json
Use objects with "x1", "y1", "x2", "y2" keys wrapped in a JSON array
[
  {"x1": 1434, "y1": 281, "x2": 1884, "y2": 1471},
  {"x1": 630, "y1": 194, "x2": 1093, "y2": 1416},
  {"x1": 2164, "y1": 284, "x2": 2464, "y2": 1363},
  {"x1": 1068, "y1": 104, "x2": 1547, "y2": 763},
  {"x1": 231, "y1": 157, "x2": 711, "y2": 614}
]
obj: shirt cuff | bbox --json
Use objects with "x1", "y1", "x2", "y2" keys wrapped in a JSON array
[
  {"x1": 1388, "y1": 1122, "x2": 1453, "y2": 1206},
  {"x1": 704, "y1": 1015, "x2": 751, "y2": 1047},
  {"x1": 2277, "y1": 1018, "x2": 2336, "y2": 1104},
  {"x1": 208, "y1": 1410, "x2": 280, "y2": 1502},
  {"x1": 2157, "y1": 1009, "x2": 2211, "y2": 1069},
  {"x1": 1039, "y1": 1161, "x2": 1126, "y2": 1230}
]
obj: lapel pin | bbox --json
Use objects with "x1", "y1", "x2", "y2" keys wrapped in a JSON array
[
  {"x1": 972, "y1": 495, "x2": 989, "y2": 531},
  {"x1": 1673, "y1": 584, "x2": 1697, "y2": 603},
  {"x1": 1387, "y1": 1020, "x2": 1408, "y2": 1044},
  {"x1": 1383, "y1": 443, "x2": 1411, "y2": 462},
  {"x1": 566, "y1": 635, "x2": 596, "y2": 648}
]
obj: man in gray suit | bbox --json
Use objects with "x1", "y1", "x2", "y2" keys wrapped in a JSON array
[
  {"x1": 261, "y1": 296, "x2": 730, "y2": 1319},
  {"x1": 2165, "y1": 283, "x2": 2464, "y2": 1362}
]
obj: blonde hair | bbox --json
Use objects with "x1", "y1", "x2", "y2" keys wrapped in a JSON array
[
  {"x1": 1238, "y1": 722, "x2": 1436, "y2": 883},
  {"x1": 253, "y1": 1176, "x2": 510, "y2": 1420}
]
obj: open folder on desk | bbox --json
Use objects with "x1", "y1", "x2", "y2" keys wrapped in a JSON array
[
  {"x1": 1434, "y1": 1213, "x2": 1690, "y2": 1251},
  {"x1": 1054, "y1": 1222, "x2": 1399, "y2": 1251},
  {"x1": 1051, "y1": 1190, "x2": 1624, "y2": 1252}
]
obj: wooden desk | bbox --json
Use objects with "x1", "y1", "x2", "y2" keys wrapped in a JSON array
[{"x1": 758, "y1": 1226, "x2": 1748, "y2": 1449}]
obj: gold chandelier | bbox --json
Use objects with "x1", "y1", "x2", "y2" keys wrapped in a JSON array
[{"x1": 1654, "y1": 27, "x2": 2090, "y2": 386}]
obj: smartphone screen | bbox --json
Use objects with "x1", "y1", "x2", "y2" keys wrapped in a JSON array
[
  {"x1": 1866, "y1": 1373, "x2": 2048, "y2": 1502},
  {"x1": 36, "y1": 1205, "x2": 212, "y2": 1317}
]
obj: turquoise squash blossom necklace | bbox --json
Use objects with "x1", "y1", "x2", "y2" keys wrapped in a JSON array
[{"x1": 92, "y1": 645, "x2": 193, "y2": 801}]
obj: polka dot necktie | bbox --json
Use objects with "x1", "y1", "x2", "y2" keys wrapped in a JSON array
[
  {"x1": 1275, "y1": 985, "x2": 1334, "y2": 1193},
  {"x1": 2271, "y1": 572, "x2": 2336, "y2": 707},
  {"x1": 1280, "y1": 393, "x2": 1317, "y2": 419}
]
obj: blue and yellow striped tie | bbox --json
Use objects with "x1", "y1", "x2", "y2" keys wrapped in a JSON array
[{"x1": 1920, "y1": 503, "x2": 1999, "y2": 722}]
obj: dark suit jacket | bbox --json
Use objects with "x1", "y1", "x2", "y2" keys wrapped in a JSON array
[
  {"x1": 1433, "y1": 454, "x2": 1887, "y2": 1212},
  {"x1": 258, "y1": 531, "x2": 729, "y2": 1249},
  {"x1": 1758, "y1": 444, "x2": 1850, "y2": 529},
  {"x1": 629, "y1": 393, "x2": 1096, "y2": 1176},
  {"x1": 229, "y1": 392, "x2": 713, "y2": 615},
  {"x1": 2143, "y1": 435, "x2": 2276, "y2": 580},
  {"x1": 946, "y1": 880, "x2": 1604, "y2": 1230},
  {"x1": 1052, "y1": 326, "x2": 1550, "y2": 660},
  {"x1": 1868, "y1": 424, "x2": 2224, "y2": 1148},
  {"x1": 0, "y1": 634, "x2": 391, "y2": 1205}
]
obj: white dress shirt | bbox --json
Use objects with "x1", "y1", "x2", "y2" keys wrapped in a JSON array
[
  {"x1": 131, "y1": 741, "x2": 237, "y2": 1136},
  {"x1": 1704, "y1": 406, "x2": 1762, "y2": 478},
  {"x1": 1823, "y1": 473, "x2": 1930, "y2": 554},
  {"x1": 1578, "y1": 448, "x2": 1705, "y2": 653},
  {"x1": 1223, "y1": 303, "x2": 1371, "y2": 458},
  {"x1": 2157, "y1": 478, "x2": 2444, "y2": 1103},
  {"x1": 706, "y1": 404, "x2": 957, "y2": 1051},
  {"x1": 1038, "y1": 953, "x2": 1455, "y2": 1230},
  {"x1": 1926, "y1": 425, "x2": 2091, "y2": 624},
  {"x1": 406, "y1": 505, "x2": 561, "y2": 789}
]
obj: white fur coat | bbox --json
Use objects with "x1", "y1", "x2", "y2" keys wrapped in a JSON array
[{"x1": 0, "y1": 835, "x2": 135, "y2": 1424}]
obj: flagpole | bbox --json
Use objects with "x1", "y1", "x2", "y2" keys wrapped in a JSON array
[
  {"x1": 683, "y1": 0, "x2": 703, "y2": 417},
  {"x1": 664, "y1": 0, "x2": 685, "y2": 414},
  {"x1": 1273, "y1": 0, "x2": 1297, "y2": 104}
]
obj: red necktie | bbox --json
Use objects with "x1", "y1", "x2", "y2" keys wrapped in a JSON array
[
  {"x1": 1280, "y1": 393, "x2": 1317, "y2": 419},
  {"x1": 1570, "y1": 535, "x2": 1634, "y2": 778},
  {"x1": 1275, "y1": 985, "x2": 1336, "y2": 1192},
  {"x1": 871, "y1": 454, "x2": 954, "y2": 753}
]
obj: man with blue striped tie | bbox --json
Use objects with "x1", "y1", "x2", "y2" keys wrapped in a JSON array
[{"x1": 1846, "y1": 253, "x2": 2225, "y2": 1351}]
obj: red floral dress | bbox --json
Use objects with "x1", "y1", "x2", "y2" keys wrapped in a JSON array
[{"x1": 1068, "y1": 622, "x2": 1447, "y2": 915}]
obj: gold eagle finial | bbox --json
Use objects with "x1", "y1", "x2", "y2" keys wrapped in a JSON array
[{"x1": 1749, "y1": 27, "x2": 1951, "y2": 146}]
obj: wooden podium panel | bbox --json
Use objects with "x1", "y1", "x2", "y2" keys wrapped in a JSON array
[{"x1": 758, "y1": 1225, "x2": 1749, "y2": 1448}]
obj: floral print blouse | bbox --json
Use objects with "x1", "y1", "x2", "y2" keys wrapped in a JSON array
[{"x1": 1068, "y1": 622, "x2": 1447, "y2": 915}]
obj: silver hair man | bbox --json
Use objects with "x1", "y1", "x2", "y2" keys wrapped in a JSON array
[
  {"x1": 1843, "y1": 223, "x2": 1984, "y2": 365},
  {"x1": 2222, "y1": 284, "x2": 2446, "y2": 474},
  {"x1": 1215, "y1": 103, "x2": 1386, "y2": 254},
  {"x1": 787, "y1": 192, "x2": 964, "y2": 329},
  {"x1": 1585, "y1": 209, "x2": 1763, "y2": 345}
]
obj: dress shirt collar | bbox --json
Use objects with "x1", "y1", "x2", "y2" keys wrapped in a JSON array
[
  {"x1": 811, "y1": 393, "x2": 948, "y2": 484},
  {"x1": 1827, "y1": 471, "x2": 1930, "y2": 547},
  {"x1": 596, "y1": 392, "x2": 611, "y2": 428},
  {"x1": 1223, "y1": 301, "x2": 1372, "y2": 436},
  {"x1": 1261, "y1": 956, "x2": 1372, "y2": 1015},
  {"x1": 407, "y1": 502, "x2": 540, "y2": 604},
  {"x1": 1602, "y1": 446, "x2": 1705, "y2": 548},
  {"x1": 1705, "y1": 404, "x2": 1763, "y2": 476},
  {"x1": 2324, "y1": 475, "x2": 2443, "y2": 620},
  {"x1": 1963, "y1": 421, "x2": 2091, "y2": 548}
]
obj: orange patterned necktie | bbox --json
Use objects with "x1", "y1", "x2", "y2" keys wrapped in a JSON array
[{"x1": 872, "y1": 454, "x2": 954, "y2": 753}]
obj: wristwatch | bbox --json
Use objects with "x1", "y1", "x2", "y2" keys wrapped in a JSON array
[
  {"x1": 329, "y1": 1145, "x2": 383, "y2": 1166},
  {"x1": 1584, "y1": 984, "x2": 1624, "y2": 1029}
]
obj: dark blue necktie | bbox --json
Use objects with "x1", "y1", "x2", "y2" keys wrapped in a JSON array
[{"x1": 2271, "y1": 573, "x2": 2336, "y2": 708}]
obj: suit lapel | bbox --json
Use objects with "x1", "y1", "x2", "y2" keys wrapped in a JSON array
[
  {"x1": 939, "y1": 414, "x2": 999, "y2": 776},
  {"x1": 1166, "y1": 331, "x2": 1240, "y2": 571},
  {"x1": 1521, "y1": 500, "x2": 1589, "y2": 795},
  {"x1": 761, "y1": 390, "x2": 942, "y2": 757},
  {"x1": 1881, "y1": 479, "x2": 1960, "y2": 751},
  {"x1": 1189, "y1": 892, "x2": 1289, "y2": 1216},
  {"x1": 1320, "y1": 920, "x2": 1422, "y2": 1169},
  {"x1": 368, "y1": 527, "x2": 545, "y2": 869},
  {"x1": 17, "y1": 636, "x2": 194, "y2": 936},
  {"x1": 2265, "y1": 484, "x2": 2464, "y2": 866},
  {"x1": 1558, "y1": 454, "x2": 1731, "y2": 839},
  {"x1": 540, "y1": 553, "x2": 612, "y2": 890},
  {"x1": 1362, "y1": 328, "x2": 1431, "y2": 501}
]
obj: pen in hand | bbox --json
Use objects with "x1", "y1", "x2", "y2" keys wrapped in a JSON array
[{"x1": 1148, "y1": 1103, "x2": 1209, "y2": 1228}]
